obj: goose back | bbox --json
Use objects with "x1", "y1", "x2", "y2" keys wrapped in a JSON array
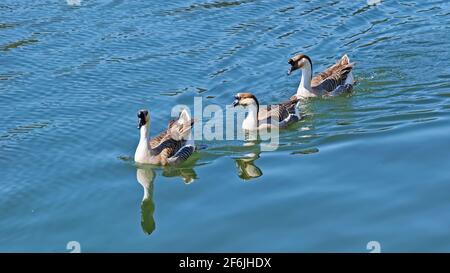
[
  {"x1": 149, "y1": 116, "x2": 194, "y2": 165},
  {"x1": 259, "y1": 98, "x2": 299, "y2": 122}
]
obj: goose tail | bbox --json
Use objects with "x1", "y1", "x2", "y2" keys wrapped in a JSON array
[
  {"x1": 341, "y1": 54, "x2": 350, "y2": 65},
  {"x1": 178, "y1": 109, "x2": 192, "y2": 125},
  {"x1": 341, "y1": 54, "x2": 355, "y2": 85},
  {"x1": 294, "y1": 100, "x2": 301, "y2": 118}
]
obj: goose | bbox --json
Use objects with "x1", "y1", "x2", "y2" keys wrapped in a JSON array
[
  {"x1": 288, "y1": 54, "x2": 355, "y2": 99},
  {"x1": 135, "y1": 109, "x2": 195, "y2": 166},
  {"x1": 232, "y1": 92, "x2": 301, "y2": 130}
]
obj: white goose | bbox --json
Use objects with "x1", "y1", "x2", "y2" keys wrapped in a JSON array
[
  {"x1": 134, "y1": 109, "x2": 195, "y2": 166},
  {"x1": 288, "y1": 54, "x2": 355, "y2": 99},
  {"x1": 232, "y1": 92, "x2": 301, "y2": 130}
]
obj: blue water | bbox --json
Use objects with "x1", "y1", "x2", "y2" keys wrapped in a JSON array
[{"x1": 1, "y1": 0, "x2": 450, "y2": 252}]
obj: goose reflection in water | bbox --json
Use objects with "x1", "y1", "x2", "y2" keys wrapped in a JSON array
[
  {"x1": 234, "y1": 152, "x2": 262, "y2": 180},
  {"x1": 233, "y1": 140, "x2": 263, "y2": 181},
  {"x1": 162, "y1": 166, "x2": 198, "y2": 184},
  {"x1": 231, "y1": 100, "x2": 316, "y2": 181},
  {"x1": 136, "y1": 167, "x2": 156, "y2": 235},
  {"x1": 135, "y1": 162, "x2": 199, "y2": 235}
]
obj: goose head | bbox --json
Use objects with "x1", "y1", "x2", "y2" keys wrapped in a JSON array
[
  {"x1": 137, "y1": 109, "x2": 150, "y2": 129},
  {"x1": 287, "y1": 54, "x2": 313, "y2": 75},
  {"x1": 232, "y1": 93, "x2": 260, "y2": 109}
]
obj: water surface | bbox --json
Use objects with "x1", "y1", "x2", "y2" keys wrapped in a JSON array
[{"x1": 1, "y1": 0, "x2": 450, "y2": 252}]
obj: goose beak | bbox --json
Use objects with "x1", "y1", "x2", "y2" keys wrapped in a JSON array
[
  {"x1": 287, "y1": 65, "x2": 300, "y2": 76},
  {"x1": 287, "y1": 59, "x2": 297, "y2": 75},
  {"x1": 232, "y1": 95, "x2": 240, "y2": 107}
]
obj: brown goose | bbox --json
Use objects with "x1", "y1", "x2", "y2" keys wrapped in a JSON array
[
  {"x1": 135, "y1": 109, "x2": 195, "y2": 166},
  {"x1": 288, "y1": 54, "x2": 355, "y2": 99},
  {"x1": 232, "y1": 92, "x2": 301, "y2": 130}
]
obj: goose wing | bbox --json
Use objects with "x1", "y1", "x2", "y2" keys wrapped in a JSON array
[
  {"x1": 149, "y1": 117, "x2": 194, "y2": 156},
  {"x1": 278, "y1": 113, "x2": 301, "y2": 128},
  {"x1": 312, "y1": 54, "x2": 355, "y2": 93},
  {"x1": 149, "y1": 120, "x2": 176, "y2": 150},
  {"x1": 149, "y1": 111, "x2": 195, "y2": 165},
  {"x1": 258, "y1": 99, "x2": 299, "y2": 122},
  {"x1": 167, "y1": 144, "x2": 195, "y2": 165},
  {"x1": 158, "y1": 139, "x2": 186, "y2": 165}
]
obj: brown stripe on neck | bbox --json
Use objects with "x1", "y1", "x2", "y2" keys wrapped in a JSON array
[{"x1": 300, "y1": 54, "x2": 313, "y2": 78}]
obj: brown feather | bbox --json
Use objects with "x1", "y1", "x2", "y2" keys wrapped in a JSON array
[
  {"x1": 259, "y1": 98, "x2": 298, "y2": 122},
  {"x1": 311, "y1": 55, "x2": 354, "y2": 93},
  {"x1": 148, "y1": 115, "x2": 193, "y2": 165}
]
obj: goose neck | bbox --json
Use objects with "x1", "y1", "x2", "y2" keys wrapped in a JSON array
[
  {"x1": 299, "y1": 65, "x2": 312, "y2": 90},
  {"x1": 243, "y1": 103, "x2": 259, "y2": 130},
  {"x1": 139, "y1": 125, "x2": 149, "y2": 145},
  {"x1": 135, "y1": 124, "x2": 151, "y2": 163}
]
